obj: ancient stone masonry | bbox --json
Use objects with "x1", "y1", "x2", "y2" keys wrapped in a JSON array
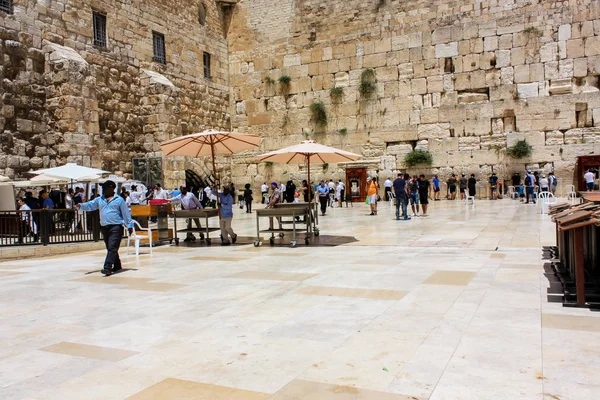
[
  {"x1": 2, "y1": 0, "x2": 600, "y2": 192},
  {"x1": 228, "y1": 0, "x2": 600, "y2": 188},
  {"x1": 0, "y1": 0, "x2": 230, "y2": 188}
]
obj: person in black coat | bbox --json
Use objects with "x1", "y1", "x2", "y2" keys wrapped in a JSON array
[{"x1": 285, "y1": 180, "x2": 296, "y2": 203}]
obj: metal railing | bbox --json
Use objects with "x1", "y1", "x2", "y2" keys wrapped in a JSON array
[{"x1": 0, "y1": 209, "x2": 102, "y2": 246}]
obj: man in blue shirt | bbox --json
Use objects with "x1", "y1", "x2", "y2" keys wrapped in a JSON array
[
  {"x1": 76, "y1": 180, "x2": 133, "y2": 276},
  {"x1": 316, "y1": 180, "x2": 329, "y2": 216},
  {"x1": 432, "y1": 175, "x2": 440, "y2": 201},
  {"x1": 393, "y1": 173, "x2": 411, "y2": 221},
  {"x1": 218, "y1": 185, "x2": 237, "y2": 246}
]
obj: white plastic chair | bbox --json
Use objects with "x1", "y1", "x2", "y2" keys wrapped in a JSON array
[
  {"x1": 126, "y1": 220, "x2": 153, "y2": 255},
  {"x1": 538, "y1": 192, "x2": 557, "y2": 214},
  {"x1": 388, "y1": 191, "x2": 396, "y2": 211},
  {"x1": 565, "y1": 184, "x2": 579, "y2": 204},
  {"x1": 508, "y1": 186, "x2": 519, "y2": 200},
  {"x1": 464, "y1": 189, "x2": 475, "y2": 207}
]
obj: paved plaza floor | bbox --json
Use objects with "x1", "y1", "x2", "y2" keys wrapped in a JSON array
[{"x1": 1, "y1": 198, "x2": 599, "y2": 399}]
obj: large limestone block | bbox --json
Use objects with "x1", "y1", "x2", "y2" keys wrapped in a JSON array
[
  {"x1": 464, "y1": 118, "x2": 491, "y2": 136},
  {"x1": 567, "y1": 39, "x2": 584, "y2": 59},
  {"x1": 585, "y1": 36, "x2": 600, "y2": 56},
  {"x1": 506, "y1": 131, "x2": 525, "y2": 146},
  {"x1": 458, "y1": 136, "x2": 481, "y2": 151},
  {"x1": 376, "y1": 66, "x2": 398, "y2": 82},
  {"x1": 540, "y1": 43, "x2": 558, "y2": 62},
  {"x1": 559, "y1": 24, "x2": 572, "y2": 41},
  {"x1": 517, "y1": 83, "x2": 539, "y2": 98},
  {"x1": 435, "y1": 42, "x2": 458, "y2": 58},
  {"x1": 545, "y1": 130, "x2": 565, "y2": 145},
  {"x1": 418, "y1": 123, "x2": 450, "y2": 139},
  {"x1": 432, "y1": 27, "x2": 452, "y2": 44},
  {"x1": 364, "y1": 53, "x2": 387, "y2": 68}
]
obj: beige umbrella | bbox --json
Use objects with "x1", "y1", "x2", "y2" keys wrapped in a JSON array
[
  {"x1": 0, "y1": 175, "x2": 10, "y2": 182},
  {"x1": 258, "y1": 140, "x2": 361, "y2": 196},
  {"x1": 160, "y1": 130, "x2": 261, "y2": 188}
]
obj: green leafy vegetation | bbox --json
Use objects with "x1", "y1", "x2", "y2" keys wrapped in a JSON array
[
  {"x1": 310, "y1": 101, "x2": 328, "y2": 127},
  {"x1": 330, "y1": 87, "x2": 344, "y2": 103},
  {"x1": 338, "y1": 128, "x2": 348, "y2": 135},
  {"x1": 404, "y1": 149, "x2": 433, "y2": 167},
  {"x1": 359, "y1": 69, "x2": 377, "y2": 99},
  {"x1": 506, "y1": 140, "x2": 532, "y2": 159}
]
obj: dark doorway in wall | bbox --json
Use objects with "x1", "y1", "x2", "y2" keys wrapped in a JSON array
[{"x1": 577, "y1": 156, "x2": 600, "y2": 191}]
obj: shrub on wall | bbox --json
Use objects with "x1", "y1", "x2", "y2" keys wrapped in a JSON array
[
  {"x1": 506, "y1": 140, "x2": 532, "y2": 159},
  {"x1": 310, "y1": 101, "x2": 327, "y2": 127},
  {"x1": 405, "y1": 149, "x2": 433, "y2": 166},
  {"x1": 359, "y1": 69, "x2": 377, "y2": 99},
  {"x1": 330, "y1": 87, "x2": 344, "y2": 103}
]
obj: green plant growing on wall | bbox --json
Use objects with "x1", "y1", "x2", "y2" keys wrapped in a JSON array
[
  {"x1": 279, "y1": 75, "x2": 291, "y2": 94},
  {"x1": 310, "y1": 101, "x2": 328, "y2": 127},
  {"x1": 338, "y1": 128, "x2": 348, "y2": 135},
  {"x1": 265, "y1": 161, "x2": 274, "y2": 167},
  {"x1": 322, "y1": 163, "x2": 329, "y2": 170},
  {"x1": 264, "y1": 76, "x2": 275, "y2": 85},
  {"x1": 404, "y1": 149, "x2": 433, "y2": 167},
  {"x1": 359, "y1": 69, "x2": 377, "y2": 99},
  {"x1": 523, "y1": 26, "x2": 542, "y2": 36},
  {"x1": 506, "y1": 140, "x2": 532, "y2": 159},
  {"x1": 330, "y1": 87, "x2": 344, "y2": 103}
]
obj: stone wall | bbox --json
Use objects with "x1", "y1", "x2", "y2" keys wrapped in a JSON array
[
  {"x1": 228, "y1": 0, "x2": 600, "y2": 190},
  {"x1": 0, "y1": 0, "x2": 230, "y2": 188}
]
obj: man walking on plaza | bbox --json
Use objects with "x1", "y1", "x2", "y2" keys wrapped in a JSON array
[
  {"x1": 316, "y1": 180, "x2": 329, "y2": 216},
  {"x1": 418, "y1": 175, "x2": 431, "y2": 217},
  {"x1": 459, "y1": 174, "x2": 468, "y2": 200},
  {"x1": 261, "y1": 182, "x2": 268, "y2": 203},
  {"x1": 76, "y1": 180, "x2": 133, "y2": 276},
  {"x1": 170, "y1": 186, "x2": 203, "y2": 242},
  {"x1": 384, "y1": 177, "x2": 393, "y2": 201},
  {"x1": 584, "y1": 169, "x2": 596, "y2": 191},
  {"x1": 393, "y1": 173, "x2": 410, "y2": 221},
  {"x1": 409, "y1": 175, "x2": 420, "y2": 217},
  {"x1": 525, "y1": 170, "x2": 536, "y2": 204}
]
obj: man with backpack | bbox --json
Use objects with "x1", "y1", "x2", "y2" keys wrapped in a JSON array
[{"x1": 524, "y1": 170, "x2": 536, "y2": 204}]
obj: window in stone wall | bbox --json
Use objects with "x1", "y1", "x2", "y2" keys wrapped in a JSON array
[
  {"x1": 0, "y1": 0, "x2": 13, "y2": 14},
  {"x1": 203, "y1": 52, "x2": 211, "y2": 78},
  {"x1": 198, "y1": 3, "x2": 207, "y2": 26},
  {"x1": 152, "y1": 32, "x2": 166, "y2": 64},
  {"x1": 92, "y1": 11, "x2": 107, "y2": 48}
]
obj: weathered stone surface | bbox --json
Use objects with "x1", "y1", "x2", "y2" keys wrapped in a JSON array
[{"x1": 418, "y1": 123, "x2": 450, "y2": 139}]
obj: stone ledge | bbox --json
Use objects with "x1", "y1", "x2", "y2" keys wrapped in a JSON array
[{"x1": 0, "y1": 240, "x2": 127, "y2": 261}]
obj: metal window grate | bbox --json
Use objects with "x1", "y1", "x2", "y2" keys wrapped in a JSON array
[
  {"x1": 92, "y1": 11, "x2": 107, "y2": 47},
  {"x1": 0, "y1": 0, "x2": 13, "y2": 14},
  {"x1": 153, "y1": 32, "x2": 166, "y2": 64},
  {"x1": 203, "y1": 52, "x2": 211, "y2": 78}
]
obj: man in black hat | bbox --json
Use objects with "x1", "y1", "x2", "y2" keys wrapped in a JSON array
[{"x1": 76, "y1": 180, "x2": 133, "y2": 276}]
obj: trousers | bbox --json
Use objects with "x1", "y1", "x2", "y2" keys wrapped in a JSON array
[
  {"x1": 101, "y1": 225, "x2": 123, "y2": 270},
  {"x1": 220, "y1": 216, "x2": 236, "y2": 242},
  {"x1": 395, "y1": 196, "x2": 408, "y2": 218},
  {"x1": 319, "y1": 196, "x2": 328, "y2": 214}
]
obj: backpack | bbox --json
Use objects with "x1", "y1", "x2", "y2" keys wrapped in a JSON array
[{"x1": 524, "y1": 175, "x2": 532, "y2": 186}]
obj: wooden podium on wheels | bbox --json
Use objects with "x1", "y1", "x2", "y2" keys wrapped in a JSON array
[{"x1": 130, "y1": 203, "x2": 174, "y2": 245}]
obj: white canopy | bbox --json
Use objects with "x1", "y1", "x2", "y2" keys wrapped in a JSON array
[{"x1": 31, "y1": 163, "x2": 108, "y2": 181}]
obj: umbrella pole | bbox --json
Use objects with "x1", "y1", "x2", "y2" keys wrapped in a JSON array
[{"x1": 210, "y1": 143, "x2": 221, "y2": 217}]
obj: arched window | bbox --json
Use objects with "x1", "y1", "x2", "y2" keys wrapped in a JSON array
[{"x1": 198, "y1": 3, "x2": 207, "y2": 26}]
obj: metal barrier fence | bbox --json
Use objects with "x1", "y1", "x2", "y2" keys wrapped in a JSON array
[{"x1": 0, "y1": 209, "x2": 101, "y2": 246}]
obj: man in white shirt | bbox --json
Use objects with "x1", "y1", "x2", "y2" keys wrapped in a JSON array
[
  {"x1": 539, "y1": 175, "x2": 549, "y2": 192},
  {"x1": 584, "y1": 169, "x2": 596, "y2": 191},
  {"x1": 261, "y1": 183, "x2": 268, "y2": 204},
  {"x1": 154, "y1": 183, "x2": 168, "y2": 200},
  {"x1": 280, "y1": 182, "x2": 286, "y2": 202},
  {"x1": 384, "y1": 177, "x2": 393, "y2": 201},
  {"x1": 327, "y1": 179, "x2": 336, "y2": 207},
  {"x1": 129, "y1": 185, "x2": 141, "y2": 205},
  {"x1": 170, "y1": 186, "x2": 204, "y2": 241}
]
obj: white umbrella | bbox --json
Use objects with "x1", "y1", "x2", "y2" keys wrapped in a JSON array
[
  {"x1": 0, "y1": 175, "x2": 9, "y2": 182},
  {"x1": 31, "y1": 163, "x2": 108, "y2": 181},
  {"x1": 258, "y1": 140, "x2": 361, "y2": 194}
]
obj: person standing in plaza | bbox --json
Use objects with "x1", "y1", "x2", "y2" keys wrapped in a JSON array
[
  {"x1": 301, "y1": 180, "x2": 309, "y2": 202},
  {"x1": 265, "y1": 182, "x2": 281, "y2": 229},
  {"x1": 393, "y1": 173, "x2": 410, "y2": 220},
  {"x1": 261, "y1": 182, "x2": 268, "y2": 204},
  {"x1": 218, "y1": 186, "x2": 237, "y2": 246},
  {"x1": 338, "y1": 179, "x2": 345, "y2": 205},
  {"x1": 525, "y1": 169, "x2": 536, "y2": 204},
  {"x1": 549, "y1": 172, "x2": 558, "y2": 195},
  {"x1": 447, "y1": 174, "x2": 457, "y2": 200},
  {"x1": 316, "y1": 180, "x2": 329, "y2": 216},
  {"x1": 489, "y1": 173, "x2": 499, "y2": 199},
  {"x1": 468, "y1": 174, "x2": 477, "y2": 197},
  {"x1": 584, "y1": 169, "x2": 596, "y2": 191},
  {"x1": 327, "y1": 179, "x2": 336, "y2": 207},
  {"x1": 418, "y1": 175, "x2": 431, "y2": 217},
  {"x1": 244, "y1": 183, "x2": 253, "y2": 213},
  {"x1": 336, "y1": 180, "x2": 344, "y2": 208},
  {"x1": 384, "y1": 177, "x2": 393, "y2": 201},
  {"x1": 170, "y1": 186, "x2": 203, "y2": 242},
  {"x1": 540, "y1": 175, "x2": 549, "y2": 192},
  {"x1": 432, "y1": 174, "x2": 440, "y2": 201},
  {"x1": 76, "y1": 180, "x2": 133, "y2": 276},
  {"x1": 459, "y1": 174, "x2": 468, "y2": 200},
  {"x1": 154, "y1": 183, "x2": 168, "y2": 200},
  {"x1": 40, "y1": 189, "x2": 55, "y2": 234},
  {"x1": 286, "y1": 179, "x2": 296, "y2": 204},
  {"x1": 367, "y1": 177, "x2": 379, "y2": 215},
  {"x1": 408, "y1": 175, "x2": 420, "y2": 217}
]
